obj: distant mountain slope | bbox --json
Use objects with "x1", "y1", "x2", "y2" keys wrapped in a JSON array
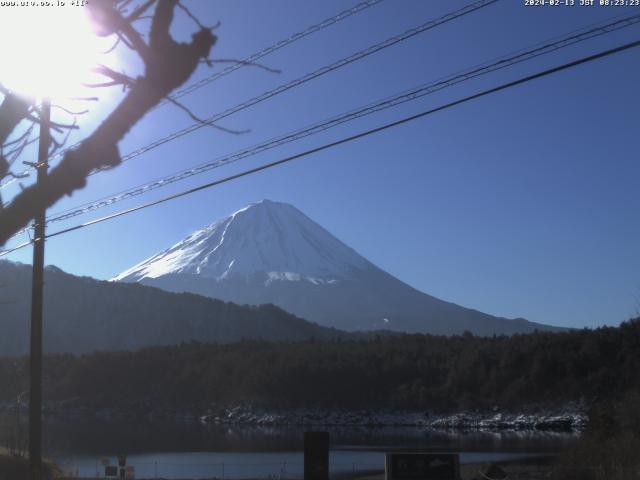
[
  {"x1": 0, "y1": 260, "x2": 343, "y2": 355},
  {"x1": 115, "y1": 200, "x2": 563, "y2": 335}
]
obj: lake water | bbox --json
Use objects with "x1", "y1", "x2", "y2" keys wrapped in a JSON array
[{"x1": 6, "y1": 419, "x2": 581, "y2": 479}]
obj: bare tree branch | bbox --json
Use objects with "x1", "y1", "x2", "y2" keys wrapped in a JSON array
[
  {"x1": 84, "y1": 65, "x2": 135, "y2": 90},
  {"x1": 1, "y1": 111, "x2": 35, "y2": 211},
  {"x1": 25, "y1": 115, "x2": 77, "y2": 134},
  {"x1": 0, "y1": 0, "x2": 217, "y2": 245},
  {"x1": 51, "y1": 105, "x2": 90, "y2": 117},
  {"x1": 50, "y1": 119, "x2": 78, "y2": 157},
  {"x1": 4, "y1": 131, "x2": 37, "y2": 165},
  {"x1": 202, "y1": 57, "x2": 281, "y2": 74},
  {"x1": 0, "y1": 93, "x2": 32, "y2": 147},
  {"x1": 66, "y1": 96, "x2": 100, "y2": 102},
  {"x1": 126, "y1": 0, "x2": 157, "y2": 23},
  {"x1": 4, "y1": 170, "x2": 31, "y2": 180},
  {"x1": 102, "y1": 36, "x2": 122, "y2": 55},
  {"x1": 165, "y1": 96, "x2": 249, "y2": 135},
  {"x1": 1, "y1": 121, "x2": 36, "y2": 150},
  {"x1": 117, "y1": 31, "x2": 136, "y2": 51},
  {"x1": 177, "y1": 1, "x2": 209, "y2": 31},
  {"x1": 89, "y1": 0, "x2": 152, "y2": 61}
]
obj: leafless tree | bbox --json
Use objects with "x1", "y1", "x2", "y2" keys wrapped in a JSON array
[{"x1": 0, "y1": 0, "x2": 218, "y2": 245}]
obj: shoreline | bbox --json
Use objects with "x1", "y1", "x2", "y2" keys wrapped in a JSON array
[{"x1": 25, "y1": 406, "x2": 587, "y2": 432}]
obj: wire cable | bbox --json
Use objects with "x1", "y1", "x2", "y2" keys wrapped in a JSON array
[
  {"x1": 0, "y1": 239, "x2": 32, "y2": 258},
  {"x1": 2, "y1": 36, "x2": 637, "y2": 258},
  {"x1": 34, "y1": 0, "x2": 497, "y2": 178},
  {"x1": 113, "y1": 0, "x2": 498, "y2": 166},
  {"x1": 165, "y1": 0, "x2": 386, "y2": 105},
  {"x1": 42, "y1": 11, "x2": 640, "y2": 226},
  {"x1": 0, "y1": 0, "x2": 501, "y2": 243},
  {"x1": 0, "y1": 0, "x2": 386, "y2": 190}
]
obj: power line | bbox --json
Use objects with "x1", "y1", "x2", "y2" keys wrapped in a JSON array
[
  {"x1": 0, "y1": 239, "x2": 31, "y2": 258},
  {"x1": 2, "y1": 36, "x2": 638, "y2": 258},
  {"x1": 0, "y1": 0, "x2": 386, "y2": 189},
  {"x1": 0, "y1": 0, "x2": 500, "y2": 243},
  {"x1": 42, "y1": 11, "x2": 640, "y2": 226},
  {"x1": 115, "y1": 0, "x2": 498, "y2": 164},
  {"x1": 165, "y1": 0, "x2": 386, "y2": 105},
  {"x1": 87, "y1": 0, "x2": 498, "y2": 173}
]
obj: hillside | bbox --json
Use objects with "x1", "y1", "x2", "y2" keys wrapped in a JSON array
[{"x1": 0, "y1": 260, "x2": 344, "y2": 355}]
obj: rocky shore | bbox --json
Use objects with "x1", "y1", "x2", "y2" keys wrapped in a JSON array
[
  {"x1": 0, "y1": 400, "x2": 586, "y2": 431},
  {"x1": 197, "y1": 406, "x2": 587, "y2": 431}
]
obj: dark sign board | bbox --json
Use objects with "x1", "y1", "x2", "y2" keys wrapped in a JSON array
[
  {"x1": 304, "y1": 431, "x2": 329, "y2": 480},
  {"x1": 105, "y1": 465, "x2": 118, "y2": 477},
  {"x1": 385, "y1": 453, "x2": 460, "y2": 480}
]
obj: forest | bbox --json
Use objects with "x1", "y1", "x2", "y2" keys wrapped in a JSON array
[{"x1": 0, "y1": 317, "x2": 638, "y2": 413}]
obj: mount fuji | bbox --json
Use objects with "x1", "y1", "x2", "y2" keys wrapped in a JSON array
[{"x1": 114, "y1": 200, "x2": 561, "y2": 335}]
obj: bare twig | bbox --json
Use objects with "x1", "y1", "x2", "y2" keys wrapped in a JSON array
[
  {"x1": 66, "y1": 96, "x2": 100, "y2": 102},
  {"x1": 5, "y1": 135, "x2": 38, "y2": 166},
  {"x1": 0, "y1": 0, "x2": 217, "y2": 245},
  {"x1": 92, "y1": 65, "x2": 136, "y2": 87},
  {"x1": 27, "y1": 106, "x2": 80, "y2": 132},
  {"x1": 0, "y1": 93, "x2": 32, "y2": 146},
  {"x1": 165, "y1": 96, "x2": 249, "y2": 135},
  {"x1": 50, "y1": 119, "x2": 78, "y2": 157},
  {"x1": 84, "y1": 65, "x2": 135, "y2": 89},
  {"x1": 177, "y1": 1, "x2": 209, "y2": 31},
  {"x1": 85, "y1": 81, "x2": 124, "y2": 89},
  {"x1": 1, "y1": 122, "x2": 36, "y2": 149},
  {"x1": 0, "y1": 156, "x2": 7, "y2": 185},
  {"x1": 201, "y1": 58, "x2": 281, "y2": 74},
  {"x1": 49, "y1": 121, "x2": 79, "y2": 131},
  {"x1": 51, "y1": 105, "x2": 90, "y2": 116},
  {"x1": 126, "y1": 0, "x2": 157, "y2": 23},
  {"x1": 117, "y1": 31, "x2": 136, "y2": 50},
  {"x1": 102, "y1": 36, "x2": 122, "y2": 54},
  {"x1": 116, "y1": 0, "x2": 136, "y2": 14},
  {"x1": 25, "y1": 115, "x2": 77, "y2": 134},
  {"x1": 1, "y1": 122, "x2": 36, "y2": 171},
  {"x1": 132, "y1": 15, "x2": 153, "y2": 23},
  {"x1": 88, "y1": 0, "x2": 151, "y2": 61},
  {"x1": 5, "y1": 171, "x2": 31, "y2": 180}
]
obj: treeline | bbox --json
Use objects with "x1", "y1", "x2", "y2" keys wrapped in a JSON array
[{"x1": 1, "y1": 318, "x2": 639, "y2": 412}]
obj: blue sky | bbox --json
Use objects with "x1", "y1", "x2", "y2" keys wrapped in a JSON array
[{"x1": 3, "y1": 0, "x2": 640, "y2": 328}]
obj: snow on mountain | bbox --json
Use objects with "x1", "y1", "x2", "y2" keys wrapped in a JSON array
[
  {"x1": 114, "y1": 200, "x2": 371, "y2": 285},
  {"x1": 115, "y1": 200, "x2": 564, "y2": 335}
]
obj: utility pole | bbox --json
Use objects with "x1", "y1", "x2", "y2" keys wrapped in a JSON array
[{"x1": 29, "y1": 98, "x2": 50, "y2": 480}]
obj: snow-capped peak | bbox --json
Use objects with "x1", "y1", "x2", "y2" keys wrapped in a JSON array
[{"x1": 113, "y1": 200, "x2": 372, "y2": 283}]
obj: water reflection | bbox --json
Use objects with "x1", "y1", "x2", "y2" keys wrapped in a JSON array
[
  {"x1": 24, "y1": 419, "x2": 580, "y2": 455},
  {"x1": 1, "y1": 418, "x2": 580, "y2": 478}
]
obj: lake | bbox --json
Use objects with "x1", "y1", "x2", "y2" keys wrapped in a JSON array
[{"x1": 4, "y1": 418, "x2": 581, "y2": 479}]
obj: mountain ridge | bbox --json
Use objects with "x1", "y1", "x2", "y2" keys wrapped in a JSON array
[
  {"x1": 0, "y1": 260, "x2": 345, "y2": 355},
  {"x1": 115, "y1": 199, "x2": 563, "y2": 335}
]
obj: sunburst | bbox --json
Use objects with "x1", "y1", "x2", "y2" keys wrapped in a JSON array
[{"x1": 0, "y1": 6, "x2": 103, "y2": 100}]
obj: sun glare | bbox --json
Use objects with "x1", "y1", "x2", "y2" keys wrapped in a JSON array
[{"x1": 0, "y1": 6, "x2": 103, "y2": 100}]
